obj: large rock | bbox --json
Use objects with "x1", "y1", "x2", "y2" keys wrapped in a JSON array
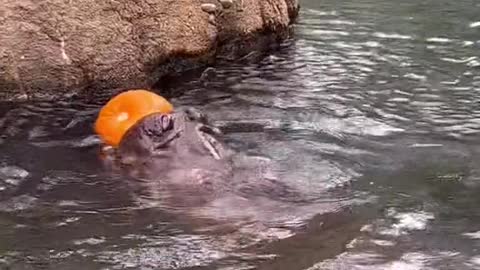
[{"x1": 0, "y1": 0, "x2": 299, "y2": 100}]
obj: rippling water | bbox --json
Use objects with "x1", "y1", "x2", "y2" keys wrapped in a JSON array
[{"x1": 1, "y1": 0, "x2": 480, "y2": 269}]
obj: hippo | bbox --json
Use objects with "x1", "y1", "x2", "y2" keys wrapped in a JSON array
[
  {"x1": 116, "y1": 108, "x2": 231, "y2": 166},
  {"x1": 99, "y1": 107, "x2": 305, "y2": 208},
  {"x1": 100, "y1": 108, "x2": 238, "y2": 205},
  {"x1": 91, "y1": 90, "x2": 304, "y2": 219}
]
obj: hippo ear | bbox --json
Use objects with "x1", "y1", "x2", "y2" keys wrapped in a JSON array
[{"x1": 184, "y1": 107, "x2": 209, "y2": 124}]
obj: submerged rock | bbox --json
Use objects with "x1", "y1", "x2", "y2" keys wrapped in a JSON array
[{"x1": 0, "y1": 0, "x2": 300, "y2": 100}]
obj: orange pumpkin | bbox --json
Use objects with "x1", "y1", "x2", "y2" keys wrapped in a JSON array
[{"x1": 94, "y1": 89, "x2": 174, "y2": 147}]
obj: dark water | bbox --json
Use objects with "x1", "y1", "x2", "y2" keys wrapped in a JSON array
[{"x1": 1, "y1": 0, "x2": 480, "y2": 269}]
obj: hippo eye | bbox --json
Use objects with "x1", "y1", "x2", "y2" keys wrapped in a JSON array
[{"x1": 160, "y1": 114, "x2": 173, "y2": 131}]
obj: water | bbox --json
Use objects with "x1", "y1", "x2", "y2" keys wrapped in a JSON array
[{"x1": 1, "y1": 0, "x2": 480, "y2": 269}]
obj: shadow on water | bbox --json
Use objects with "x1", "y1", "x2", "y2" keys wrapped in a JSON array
[{"x1": 1, "y1": 0, "x2": 480, "y2": 268}]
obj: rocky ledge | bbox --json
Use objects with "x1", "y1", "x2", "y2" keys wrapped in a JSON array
[{"x1": 0, "y1": 0, "x2": 299, "y2": 101}]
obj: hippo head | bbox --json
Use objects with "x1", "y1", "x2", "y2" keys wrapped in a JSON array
[
  {"x1": 94, "y1": 91, "x2": 234, "y2": 204},
  {"x1": 104, "y1": 109, "x2": 232, "y2": 184},
  {"x1": 116, "y1": 113, "x2": 177, "y2": 158}
]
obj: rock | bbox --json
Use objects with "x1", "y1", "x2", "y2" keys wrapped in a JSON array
[
  {"x1": 201, "y1": 3, "x2": 218, "y2": 14},
  {"x1": 219, "y1": 0, "x2": 234, "y2": 9},
  {"x1": 0, "y1": 0, "x2": 300, "y2": 100},
  {"x1": 208, "y1": 14, "x2": 217, "y2": 25},
  {"x1": 200, "y1": 67, "x2": 217, "y2": 82}
]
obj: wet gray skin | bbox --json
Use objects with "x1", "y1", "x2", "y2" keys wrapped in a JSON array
[
  {"x1": 101, "y1": 108, "x2": 237, "y2": 205},
  {"x1": 102, "y1": 108, "x2": 299, "y2": 210},
  {"x1": 117, "y1": 108, "x2": 230, "y2": 164}
]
